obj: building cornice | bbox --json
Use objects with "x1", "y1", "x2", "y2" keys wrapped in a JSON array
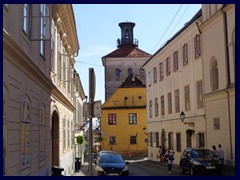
[
  {"x1": 55, "y1": 4, "x2": 79, "y2": 55},
  {"x1": 3, "y1": 30, "x2": 75, "y2": 111}
]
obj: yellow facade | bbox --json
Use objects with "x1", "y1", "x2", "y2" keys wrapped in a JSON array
[{"x1": 101, "y1": 87, "x2": 148, "y2": 157}]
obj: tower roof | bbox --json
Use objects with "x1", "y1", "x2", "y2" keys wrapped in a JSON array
[{"x1": 102, "y1": 46, "x2": 151, "y2": 59}]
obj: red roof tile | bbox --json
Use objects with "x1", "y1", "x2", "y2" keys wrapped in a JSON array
[{"x1": 102, "y1": 45, "x2": 151, "y2": 58}]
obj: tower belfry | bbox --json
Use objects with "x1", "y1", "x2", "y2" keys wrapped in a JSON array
[{"x1": 117, "y1": 21, "x2": 138, "y2": 48}]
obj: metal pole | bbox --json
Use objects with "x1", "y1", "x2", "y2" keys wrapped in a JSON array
[{"x1": 88, "y1": 68, "x2": 95, "y2": 176}]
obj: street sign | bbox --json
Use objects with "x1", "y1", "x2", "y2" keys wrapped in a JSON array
[
  {"x1": 93, "y1": 101, "x2": 102, "y2": 118},
  {"x1": 83, "y1": 102, "x2": 89, "y2": 118},
  {"x1": 83, "y1": 101, "x2": 102, "y2": 118},
  {"x1": 89, "y1": 68, "x2": 95, "y2": 101}
]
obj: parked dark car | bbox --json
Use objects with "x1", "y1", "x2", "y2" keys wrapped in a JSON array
[
  {"x1": 179, "y1": 148, "x2": 223, "y2": 175},
  {"x1": 93, "y1": 151, "x2": 129, "y2": 176}
]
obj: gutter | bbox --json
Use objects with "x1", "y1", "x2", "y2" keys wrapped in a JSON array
[{"x1": 222, "y1": 6, "x2": 233, "y2": 160}]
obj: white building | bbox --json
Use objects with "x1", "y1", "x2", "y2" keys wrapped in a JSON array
[{"x1": 143, "y1": 9, "x2": 205, "y2": 162}]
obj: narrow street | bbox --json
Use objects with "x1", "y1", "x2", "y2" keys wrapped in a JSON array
[{"x1": 128, "y1": 160, "x2": 183, "y2": 176}]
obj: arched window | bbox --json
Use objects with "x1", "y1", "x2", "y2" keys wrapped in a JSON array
[
  {"x1": 39, "y1": 103, "x2": 45, "y2": 161},
  {"x1": 128, "y1": 68, "x2": 132, "y2": 76},
  {"x1": 21, "y1": 95, "x2": 31, "y2": 169},
  {"x1": 210, "y1": 58, "x2": 219, "y2": 91},
  {"x1": 115, "y1": 68, "x2": 121, "y2": 79}
]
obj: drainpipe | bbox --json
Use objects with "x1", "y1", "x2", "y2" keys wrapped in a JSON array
[
  {"x1": 222, "y1": 6, "x2": 233, "y2": 160},
  {"x1": 196, "y1": 20, "x2": 208, "y2": 148}
]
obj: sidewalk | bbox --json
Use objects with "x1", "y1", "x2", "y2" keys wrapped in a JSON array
[{"x1": 71, "y1": 162, "x2": 89, "y2": 176}]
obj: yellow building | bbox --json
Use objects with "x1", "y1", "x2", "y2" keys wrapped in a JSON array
[{"x1": 101, "y1": 74, "x2": 148, "y2": 157}]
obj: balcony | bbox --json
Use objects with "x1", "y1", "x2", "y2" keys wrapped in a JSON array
[{"x1": 117, "y1": 38, "x2": 138, "y2": 47}]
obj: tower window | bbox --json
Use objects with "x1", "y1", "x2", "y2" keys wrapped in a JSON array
[
  {"x1": 115, "y1": 68, "x2": 121, "y2": 79},
  {"x1": 128, "y1": 68, "x2": 132, "y2": 76}
]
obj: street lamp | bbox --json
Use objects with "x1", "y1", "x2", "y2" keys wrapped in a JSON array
[
  {"x1": 179, "y1": 111, "x2": 194, "y2": 127},
  {"x1": 143, "y1": 127, "x2": 148, "y2": 135}
]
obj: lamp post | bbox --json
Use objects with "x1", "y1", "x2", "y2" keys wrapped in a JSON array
[{"x1": 179, "y1": 111, "x2": 194, "y2": 127}]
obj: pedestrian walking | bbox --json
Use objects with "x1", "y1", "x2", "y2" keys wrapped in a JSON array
[
  {"x1": 218, "y1": 144, "x2": 224, "y2": 167},
  {"x1": 212, "y1": 145, "x2": 218, "y2": 158},
  {"x1": 166, "y1": 149, "x2": 175, "y2": 174}
]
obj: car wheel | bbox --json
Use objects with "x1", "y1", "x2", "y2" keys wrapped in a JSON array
[{"x1": 180, "y1": 164, "x2": 185, "y2": 174}]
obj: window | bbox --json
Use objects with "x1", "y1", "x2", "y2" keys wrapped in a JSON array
[
  {"x1": 23, "y1": 4, "x2": 31, "y2": 36},
  {"x1": 168, "y1": 92, "x2": 172, "y2": 114},
  {"x1": 153, "y1": 67, "x2": 157, "y2": 83},
  {"x1": 161, "y1": 96, "x2": 165, "y2": 115},
  {"x1": 154, "y1": 98, "x2": 158, "y2": 117},
  {"x1": 21, "y1": 95, "x2": 31, "y2": 169},
  {"x1": 194, "y1": 34, "x2": 201, "y2": 58},
  {"x1": 109, "y1": 136, "x2": 116, "y2": 145},
  {"x1": 196, "y1": 80, "x2": 203, "y2": 108},
  {"x1": 168, "y1": 132, "x2": 173, "y2": 150},
  {"x1": 213, "y1": 118, "x2": 220, "y2": 130},
  {"x1": 57, "y1": 36, "x2": 62, "y2": 80},
  {"x1": 108, "y1": 114, "x2": 117, "y2": 125},
  {"x1": 173, "y1": 51, "x2": 178, "y2": 71},
  {"x1": 63, "y1": 49, "x2": 66, "y2": 87},
  {"x1": 166, "y1": 57, "x2": 171, "y2": 76},
  {"x1": 63, "y1": 116, "x2": 66, "y2": 151},
  {"x1": 39, "y1": 103, "x2": 45, "y2": 161},
  {"x1": 210, "y1": 59, "x2": 219, "y2": 91},
  {"x1": 71, "y1": 121, "x2": 75, "y2": 147},
  {"x1": 182, "y1": 43, "x2": 188, "y2": 65},
  {"x1": 186, "y1": 133, "x2": 192, "y2": 148},
  {"x1": 40, "y1": 4, "x2": 49, "y2": 57},
  {"x1": 197, "y1": 133, "x2": 205, "y2": 148},
  {"x1": 176, "y1": 133, "x2": 181, "y2": 152},
  {"x1": 156, "y1": 132, "x2": 159, "y2": 147},
  {"x1": 51, "y1": 18, "x2": 55, "y2": 70},
  {"x1": 148, "y1": 71, "x2": 152, "y2": 86},
  {"x1": 149, "y1": 132, "x2": 153, "y2": 147},
  {"x1": 67, "y1": 119, "x2": 70, "y2": 148},
  {"x1": 159, "y1": 62, "x2": 164, "y2": 81},
  {"x1": 149, "y1": 100, "x2": 153, "y2": 118},
  {"x1": 115, "y1": 68, "x2": 121, "y2": 79},
  {"x1": 184, "y1": 85, "x2": 190, "y2": 110},
  {"x1": 129, "y1": 113, "x2": 137, "y2": 124},
  {"x1": 128, "y1": 68, "x2": 132, "y2": 76},
  {"x1": 175, "y1": 89, "x2": 180, "y2": 113},
  {"x1": 130, "y1": 136, "x2": 137, "y2": 144}
]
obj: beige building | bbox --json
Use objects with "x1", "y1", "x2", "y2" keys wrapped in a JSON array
[
  {"x1": 143, "y1": 4, "x2": 235, "y2": 167},
  {"x1": 200, "y1": 4, "x2": 235, "y2": 166},
  {"x1": 143, "y1": 10, "x2": 204, "y2": 162},
  {"x1": 3, "y1": 4, "x2": 85, "y2": 176}
]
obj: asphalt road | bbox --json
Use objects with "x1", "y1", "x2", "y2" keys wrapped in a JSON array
[{"x1": 128, "y1": 160, "x2": 182, "y2": 176}]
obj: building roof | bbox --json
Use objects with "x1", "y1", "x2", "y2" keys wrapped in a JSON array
[
  {"x1": 119, "y1": 73, "x2": 146, "y2": 88},
  {"x1": 143, "y1": 9, "x2": 202, "y2": 67},
  {"x1": 102, "y1": 46, "x2": 151, "y2": 59}
]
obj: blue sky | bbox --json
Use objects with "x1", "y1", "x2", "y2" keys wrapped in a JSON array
[{"x1": 73, "y1": 4, "x2": 201, "y2": 103}]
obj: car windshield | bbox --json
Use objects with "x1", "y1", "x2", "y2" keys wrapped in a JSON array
[
  {"x1": 99, "y1": 154, "x2": 124, "y2": 163},
  {"x1": 190, "y1": 149, "x2": 214, "y2": 158}
]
